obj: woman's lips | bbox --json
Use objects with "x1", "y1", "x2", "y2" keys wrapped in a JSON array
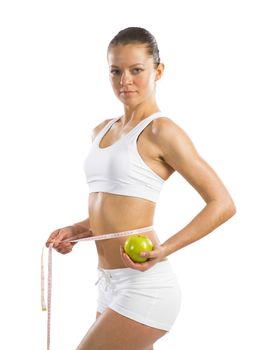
[{"x1": 120, "y1": 91, "x2": 137, "y2": 96}]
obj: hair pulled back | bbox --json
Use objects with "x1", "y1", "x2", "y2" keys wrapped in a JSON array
[{"x1": 108, "y1": 27, "x2": 160, "y2": 68}]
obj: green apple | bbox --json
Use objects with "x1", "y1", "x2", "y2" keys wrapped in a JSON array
[{"x1": 124, "y1": 234, "x2": 153, "y2": 263}]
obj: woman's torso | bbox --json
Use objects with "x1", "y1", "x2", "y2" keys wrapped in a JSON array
[{"x1": 87, "y1": 113, "x2": 174, "y2": 269}]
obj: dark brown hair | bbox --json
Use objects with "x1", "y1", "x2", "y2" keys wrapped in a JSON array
[{"x1": 108, "y1": 27, "x2": 161, "y2": 68}]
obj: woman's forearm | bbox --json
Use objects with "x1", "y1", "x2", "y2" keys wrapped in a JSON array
[
  {"x1": 72, "y1": 217, "x2": 90, "y2": 235},
  {"x1": 161, "y1": 200, "x2": 236, "y2": 257}
]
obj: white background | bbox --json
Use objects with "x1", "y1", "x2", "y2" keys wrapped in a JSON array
[{"x1": 1, "y1": 0, "x2": 252, "y2": 349}]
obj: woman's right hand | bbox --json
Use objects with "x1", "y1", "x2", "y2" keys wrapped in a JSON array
[{"x1": 45, "y1": 225, "x2": 92, "y2": 254}]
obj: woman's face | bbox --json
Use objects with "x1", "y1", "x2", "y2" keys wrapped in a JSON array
[{"x1": 107, "y1": 44, "x2": 163, "y2": 106}]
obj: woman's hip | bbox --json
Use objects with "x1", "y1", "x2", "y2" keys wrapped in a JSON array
[
  {"x1": 95, "y1": 259, "x2": 182, "y2": 331},
  {"x1": 95, "y1": 259, "x2": 180, "y2": 292}
]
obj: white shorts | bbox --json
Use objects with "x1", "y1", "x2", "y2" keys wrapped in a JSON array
[{"x1": 95, "y1": 259, "x2": 182, "y2": 331}]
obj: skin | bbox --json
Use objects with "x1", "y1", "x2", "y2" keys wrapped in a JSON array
[{"x1": 45, "y1": 42, "x2": 236, "y2": 349}]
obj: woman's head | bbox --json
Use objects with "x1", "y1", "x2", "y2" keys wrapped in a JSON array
[
  {"x1": 107, "y1": 27, "x2": 164, "y2": 107},
  {"x1": 108, "y1": 27, "x2": 161, "y2": 69}
]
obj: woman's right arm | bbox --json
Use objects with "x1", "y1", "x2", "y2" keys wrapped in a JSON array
[
  {"x1": 72, "y1": 217, "x2": 91, "y2": 235},
  {"x1": 45, "y1": 217, "x2": 92, "y2": 254}
]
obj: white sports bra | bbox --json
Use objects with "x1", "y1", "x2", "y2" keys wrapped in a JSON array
[{"x1": 83, "y1": 111, "x2": 166, "y2": 203}]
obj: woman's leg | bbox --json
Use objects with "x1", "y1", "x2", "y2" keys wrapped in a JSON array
[
  {"x1": 97, "y1": 311, "x2": 157, "y2": 349},
  {"x1": 96, "y1": 311, "x2": 154, "y2": 350},
  {"x1": 96, "y1": 311, "x2": 154, "y2": 349},
  {"x1": 77, "y1": 308, "x2": 166, "y2": 350}
]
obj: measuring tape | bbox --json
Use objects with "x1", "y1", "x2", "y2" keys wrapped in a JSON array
[{"x1": 41, "y1": 225, "x2": 154, "y2": 350}]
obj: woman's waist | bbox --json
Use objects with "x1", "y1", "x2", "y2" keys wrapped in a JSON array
[
  {"x1": 88, "y1": 210, "x2": 155, "y2": 236},
  {"x1": 93, "y1": 226, "x2": 161, "y2": 248},
  {"x1": 90, "y1": 222, "x2": 155, "y2": 237},
  {"x1": 88, "y1": 193, "x2": 155, "y2": 220},
  {"x1": 95, "y1": 229, "x2": 161, "y2": 269}
]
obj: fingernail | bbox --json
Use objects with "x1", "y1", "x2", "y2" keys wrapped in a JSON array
[{"x1": 140, "y1": 252, "x2": 146, "y2": 257}]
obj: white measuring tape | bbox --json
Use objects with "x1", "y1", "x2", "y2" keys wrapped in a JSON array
[{"x1": 41, "y1": 225, "x2": 154, "y2": 350}]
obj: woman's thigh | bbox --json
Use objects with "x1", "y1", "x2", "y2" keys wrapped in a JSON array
[
  {"x1": 95, "y1": 311, "x2": 154, "y2": 350},
  {"x1": 77, "y1": 307, "x2": 167, "y2": 350}
]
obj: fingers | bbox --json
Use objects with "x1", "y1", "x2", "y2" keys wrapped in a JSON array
[
  {"x1": 119, "y1": 246, "x2": 147, "y2": 271},
  {"x1": 54, "y1": 242, "x2": 74, "y2": 254},
  {"x1": 119, "y1": 245, "x2": 161, "y2": 272},
  {"x1": 119, "y1": 246, "x2": 130, "y2": 267},
  {"x1": 139, "y1": 244, "x2": 160, "y2": 260},
  {"x1": 45, "y1": 229, "x2": 61, "y2": 248},
  {"x1": 45, "y1": 226, "x2": 77, "y2": 254}
]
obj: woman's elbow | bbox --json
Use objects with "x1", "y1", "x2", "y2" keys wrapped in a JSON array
[{"x1": 222, "y1": 197, "x2": 237, "y2": 220}]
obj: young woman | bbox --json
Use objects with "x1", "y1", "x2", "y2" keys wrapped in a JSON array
[{"x1": 46, "y1": 27, "x2": 236, "y2": 350}]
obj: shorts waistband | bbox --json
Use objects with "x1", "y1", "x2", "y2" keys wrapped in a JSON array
[
  {"x1": 94, "y1": 259, "x2": 173, "y2": 290},
  {"x1": 98, "y1": 258, "x2": 170, "y2": 273}
]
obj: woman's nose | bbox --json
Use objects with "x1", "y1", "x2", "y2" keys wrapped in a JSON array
[{"x1": 120, "y1": 71, "x2": 133, "y2": 85}]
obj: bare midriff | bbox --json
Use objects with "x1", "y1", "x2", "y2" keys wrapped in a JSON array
[{"x1": 88, "y1": 191, "x2": 167, "y2": 269}]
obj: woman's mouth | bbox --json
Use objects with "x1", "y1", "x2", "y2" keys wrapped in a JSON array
[{"x1": 120, "y1": 91, "x2": 137, "y2": 96}]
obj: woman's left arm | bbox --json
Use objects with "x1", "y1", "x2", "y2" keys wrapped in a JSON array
[
  {"x1": 120, "y1": 117, "x2": 236, "y2": 270},
  {"x1": 156, "y1": 117, "x2": 236, "y2": 257}
]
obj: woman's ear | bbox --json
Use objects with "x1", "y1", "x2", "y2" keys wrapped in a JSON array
[{"x1": 155, "y1": 63, "x2": 165, "y2": 81}]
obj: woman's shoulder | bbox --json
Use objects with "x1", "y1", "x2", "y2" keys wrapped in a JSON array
[
  {"x1": 91, "y1": 117, "x2": 115, "y2": 142},
  {"x1": 152, "y1": 114, "x2": 186, "y2": 138},
  {"x1": 152, "y1": 114, "x2": 196, "y2": 157}
]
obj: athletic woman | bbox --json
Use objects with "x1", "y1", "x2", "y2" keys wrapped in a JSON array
[{"x1": 46, "y1": 27, "x2": 236, "y2": 350}]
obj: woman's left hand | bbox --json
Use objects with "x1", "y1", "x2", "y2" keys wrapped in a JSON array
[{"x1": 119, "y1": 243, "x2": 167, "y2": 271}]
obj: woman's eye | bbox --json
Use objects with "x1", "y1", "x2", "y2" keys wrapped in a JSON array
[
  {"x1": 110, "y1": 68, "x2": 143, "y2": 75},
  {"x1": 132, "y1": 68, "x2": 143, "y2": 74},
  {"x1": 110, "y1": 69, "x2": 120, "y2": 75}
]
